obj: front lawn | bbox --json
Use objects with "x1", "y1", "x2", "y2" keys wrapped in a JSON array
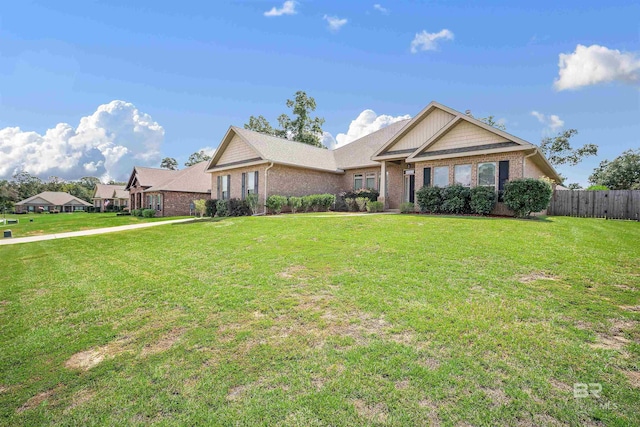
[
  {"x1": 0, "y1": 213, "x2": 186, "y2": 238},
  {"x1": 0, "y1": 215, "x2": 638, "y2": 426}
]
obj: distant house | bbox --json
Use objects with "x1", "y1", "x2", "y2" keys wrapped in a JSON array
[
  {"x1": 206, "y1": 101, "x2": 561, "y2": 214},
  {"x1": 92, "y1": 184, "x2": 129, "y2": 212},
  {"x1": 124, "y1": 161, "x2": 211, "y2": 217},
  {"x1": 14, "y1": 192, "x2": 93, "y2": 213}
]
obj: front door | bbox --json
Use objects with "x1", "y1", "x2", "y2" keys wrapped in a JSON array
[{"x1": 404, "y1": 169, "x2": 415, "y2": 203}]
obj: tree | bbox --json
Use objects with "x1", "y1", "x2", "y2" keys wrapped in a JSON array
[
  {"x1": 185, "y1": 151, "x2": 211, "y2": 167},
  {"x1": 244, "y1": 91, "x2": 326, "y2": 148},
  {"x1": 589, "y1": 149, "x2": 640, "y2": 190},
  {"x1": 12, "y1": 171, "x2": 44, "y2": 200},
  {"x1": 478, "y1": 115, "x2": 506, "y2": 131},
  {"x1": 45, "y1": 176, "x2": 66, "y2": 192},
  {"x1": 0, "y1": 180, "x2": 18, "y2": 210},
  {"x1": 539, "y1": 129, "x2": 598, "y2": 167},
  {"x1": 79, "y1": 176, "x2": 101, "y2": 190},
  {"x1": 160, "y1": 157, "x2": 179, "y2": 170},
  {"x1": 567, "y1": 183, "x2": 583, "y2": 190}
]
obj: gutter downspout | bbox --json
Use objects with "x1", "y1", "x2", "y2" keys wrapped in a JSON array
[
  {"x1": 523, "y1": 148, "x2": 537, "y2": 178},
  {"x1": 263, "y1": 162, "x2": 274, "y2": 215}
]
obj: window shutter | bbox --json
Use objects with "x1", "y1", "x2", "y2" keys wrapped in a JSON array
[
  {"x1": 226, "y1": 175, "x2": 230, "y2": 199},
  {"x1": 241, "y1": 173, "x2": 246, "y2": 200},
  {"x1": 423, "y1": 167, "x2": 431, "y2": 187},
  {"x1": 254, "y1": 171, "x2": 259, "y2": 194},
  {"x1": 498, "y1": 161, "x2": 509, "y2": 191},
  {"x1": 216, "y1": 176, "x2": 221, "y2": 199}
]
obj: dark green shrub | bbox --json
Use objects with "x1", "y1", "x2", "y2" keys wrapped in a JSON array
[
  {"x1": 344, "y1": 189, "x2": 379, "y2": 202},
  {"x1": 441, "y1": 184, "x2": 471, "y2": 214},
  {"x1": 470, "y1": 186, "x2": 497, "y2": 215},
  {"x1": 416, "y1": 186, "x2": 443, "y2": 213},
  {"x1": 266, "y1": 195, "x2": 287, "y2": 214},
  {"x1": 366, "y1": 201, "x2": 384, "y2": 213},
  {"x1": 586, "y1": 185, "x2": 609, "y2": 191},
  {"x1": 246, "y1": 193, "x2": 259, "y2": 214},
  {"x1": 206, "y1": 199, "x2": 218, "y2": 217},
  {"x1": 344, "y1": 197, "x2": 359, "y2": 212},
  {"x1": 334, "y1": 194, "x2": 349, "y2": 212},
  {"x1": 216, "y1": 199, "x2": 229, "y2": 217},
  {"x1": 355, "y1": 197, "x2": 368, "y2": 212},
  {"x1": 316, "y1": 194, "x2": 336, "y2": 211},
  {"x1": 228, "y1": 198, "x2": 252, "y2": 216},
  {"x1": 131, "y1": 209, "x2": 143, "y2": 217},
  {"x1": 142, "y1": 209, "x2": 156, "y2": 218},
  {"x1": 400, "y1": 202, "x2": 415, "y2": 213},
  {"x1": 503, "y1": 178, "x2": 553, "y2": 218},
  {"x1": 288, "y1": 196, "x2": 303, "y2": 213}
]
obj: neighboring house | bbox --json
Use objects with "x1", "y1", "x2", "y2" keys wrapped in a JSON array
[
  {"x1": 14, "y1": 192, "x2": 92, "y2": 213},
  {"x1": 206, "y1": 101, "x2": 561, "y2": 214},
  {"x1": 92, "y1": 184, "x2": 129, "y2": 212},
  {"x1": 124, "y1": 161, "x2": 211, "y2": 217}
]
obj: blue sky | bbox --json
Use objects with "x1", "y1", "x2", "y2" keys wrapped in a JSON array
[{"x1": 0, "y1": 0, "x2": 638, "y2": 184}]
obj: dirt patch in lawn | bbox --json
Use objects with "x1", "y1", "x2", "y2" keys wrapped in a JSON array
[
  {"x1": 277, "y1": 265, "x2": 306, "y2": 279},
  {"x1": 352, "y1": 399, "x2": 388, "y2": 423},
  {"x1": 420, "y1": 357, "x2": 441, "y2": 370},
  {"x1": 590, "y1": 318, "x2": 637, "y2": 351},
  {"x1": 549, "y1": 379, "x2": 572, "y2": 393},
  {"x1": 65, "y1": 388, "x2": 95, "y2": 412},
  {"x1": 226, "y1": 384, "x2": 248, "y2": 402},
  {"x1": 483, "y1": 387, "x2": 511, "y2": 406},
  {"x1": 518, "y1": 272, "x2": 559, "y2": 284},
  {"x1": 16, "y1": 385, "x2": 64, "y2": 413},
  {"x1": 65, "y1": 349, "x2": 105, "y2": 371},
  {"x1": 619, "y1": 305, "x2": 640, "y2": 312},
  {"x1": 141, "y1": 328, "x2": 184, "y2": 356},
  {"x1": 622, "y1": 371, "x2": 640, "y2": 388}
]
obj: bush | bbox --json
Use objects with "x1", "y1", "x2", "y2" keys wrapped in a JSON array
[
  {"x1": 288, "y1": 196, "x2": 303, "y2": 213},
  {"x1": 355, "y1": 197, "x2": 368, "y2": 212},
  {"x1": 246, "y1": 193, "x2": 259, "y2": 215},
  {"x1": 367, "y1": 201, "x2": 384, "y2": 213},
  {"x1": 266, "y1": 195, "x2": 287, "y2": 214},
  {"x1": 216, "y1": 199, "x2": 229, "y2": 217},
  {"x1": 416, "y1": 186, "x2": 443, "y2": 213},
  {"x1": 441, "y1": 184, "x2": 471, "y2": 214},
  {"x1": 344, "y1": 197, "x2": 359, "y2": 212},
  {"x1": 400, "y1": 202, "x2": 415, "y2": 214},
  {"x1": 142, "y1": 209, "x2": 156, "y2": 218},
  {"x1": 503, "y1": 178, "x2": 553, "y2": 218},
  {"x1": 586, "y1": 185, "x2": 609, "y2": 191},
  {"x1": 470, "y1": 186, "x2": 497, "y2": 215},
  {"x1": 316, "y1": 194, "x2": 336, "y2": 211},
  {"x1": 206, "y1": 199, "x2": 218, "y2": 217},
  {"x1": 228, "y1": 199, "x2": 252, "y2": 217},
  {"x1": 344, "y1": 188, "x2": 379, "y2": 202},
  {"x1": 131, "y1": 209, "x2": 143, "y2": 217},
  {"x1": 333, "y1": 194, "x2": 349, "y2": 212},
  {"x1": 194, "y1": 199, "x2": 207, "y2": 217}
]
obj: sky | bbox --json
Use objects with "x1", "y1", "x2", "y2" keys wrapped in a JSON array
[{"x1": 0, "y1": 0, "x2": 638, "y2": 185}]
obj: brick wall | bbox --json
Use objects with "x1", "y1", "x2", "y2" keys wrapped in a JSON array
[
  {"x1": 341, "y1": 167, "x2": 381, "y2": 192},
  {"x1": 210, "y1": 164, "x2": 269, "y2": 212},
  {"x1": 162, "y1": 191, "x2": 210, "y2": 217},
  {"x1": 268, "y1": 164, "x2": 344, "y2": 197}
]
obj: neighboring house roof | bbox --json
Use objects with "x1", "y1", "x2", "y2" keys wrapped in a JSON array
[
  {"x1": 125, "y1": 167, "x2": 179, "y2": 190},
  {"x1": 145, "y1": 161, "x2": 212, "y2": 194},
  {"x1": 93, "y1": 184, "x2": 129, "y2": 200},
  {"x1": 15, "y1": 192, "x2": 92, "y2": 206}
]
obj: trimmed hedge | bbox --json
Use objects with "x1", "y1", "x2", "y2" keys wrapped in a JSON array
[
  {"x1": 416, "y1": 186, "x2": 443, "y2": 213},
  {"x1": 266, "y1": 195, "x2": 288, "y2": 214},
  {"x1": 400, "y1": 202, "x2": 415, "y2": 214},
  {"x1": 503, "y1": 178, "x2": 553, "y2": 218},
  {"x1": 216, "y1": 199, "x2": 229, "y2": 217},
  {"x1": 215, "y1": 198, "x2": 252, "y2": 217},
  {"x1": 142, "y1": 209, "x2": 156, "y2": 218},
  {"x1": 366, "y1": 201, "x2": 384, "y2": 213},
  {"x1": 469, "y1": 186, "x2": 497, "y2": 215},
  {"x1": 417, "y1": 185, "x2": 499, "y2": 215}
]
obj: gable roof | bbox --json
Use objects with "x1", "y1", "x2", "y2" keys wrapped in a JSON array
[
  {"x1": 145, "y1": 161, "x2": 211, "y2": 193},
  {"x1": 15, "y1": 192, "x2": 92, "y2": 206},
  {"x1": 333, "y1": 120, "x2": 410, "y2": 169},
  {"x1": 207, "y1": 126, "x2": 339, "y2": 173},
  {"x1": 125, "y1": 166, "x2": 179, "y2": 191},
  {"x1": 93, "y1": 184, "x2": 128, "y2": 200}
]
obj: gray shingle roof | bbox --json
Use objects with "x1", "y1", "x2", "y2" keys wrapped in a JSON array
[
  {"x1": 16, "y1": 192, "x2": 92, "y2": 206},
  {"x1": 333, "y1": 120, "x2": 410, "y2": 169},
  {"x1": 131, "y1": 167, "x2": 179, "y2": 188},
  {"x1": 145, "y1": 161, "x2": 211, "y2": 194},
  {"x1": 93, "y1": 184, "x2": 128, "y2": 199}
]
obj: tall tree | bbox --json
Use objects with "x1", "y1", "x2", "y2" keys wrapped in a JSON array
[
  {"x1": 539, "y1": 129, "x2": 598, "y2": 167},
  {"x1": 589, "y1": 149, "x2": 640, "y2": 190},
  {"x1": 160, "y1": 157, "x2": 179, "y2": 170},
  {"x1": 0, "y1": 180, "x2": 18, "y2": 210},
  {"x1": 244, "y1": 91, "x2": 326, "y2": 148},
  {"x1": 45, "y1": 176, "x2": 66, "y2": 192},
  {"x1": 185, "y1": 151, "x2": 212, "y2": 167},
  {"x1": 12, "y1": 171, "x2": 44, "y2": 200},
  {"x1": 79, "y1": 176, "x2": 102, "y2": 190}
]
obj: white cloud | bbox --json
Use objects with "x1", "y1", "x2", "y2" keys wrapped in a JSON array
[
  {"x1": 323, "y1": 15, "x2": 348, "y2": 32},
  {"x1": 264, "y1": 1, "x2": 297, "y2": 17},
  {"x1": 410, "y1": 29, "x2": 454, "y2": 53},
  {"x1": 198, "y1": 146, "x2": 217, "y2": 157},
  {"x1": 554, "y1": 44, "x2": 640, "y2": 91},
  {"x1": 322, "y1": 109, "x2": 411, "y2": 149},
  {"x1": 373, "y1": 4, "x2": 388, "y2": 14},
  {"x1": 0, "y1": 100, "x2": 164, "y2": 182},
  {"x1": 531, "y1": 110, "x2": 564, "y2": 132}
]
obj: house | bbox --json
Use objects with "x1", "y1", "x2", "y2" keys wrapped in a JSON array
[
  {"x1": 92, "y1": 184, "x2": 129, "y2": 212},
  {"x1": 14, "y1": 192, "x2": 93, "y2": 213},
  {"x1": 124, "y1": 161, "x2": 211, "y2": 217},
  {"x1": 206, "y1": 101, "x2": 561, "y2": 214}
]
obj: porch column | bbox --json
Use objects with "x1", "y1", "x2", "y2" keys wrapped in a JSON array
[{"x1": 379, "y1": 161, "x2": 387, "y2": 210}]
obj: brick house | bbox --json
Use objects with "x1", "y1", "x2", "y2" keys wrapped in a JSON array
[
  {"x1": 14, "y1": 192, "x2": 92, "y2": 213},
  {"x1": 92, "y1": 184, "x2": 129, "y2": 212},
  {"x1": 206, "y1": 101, "x2": 561, "y2": 214},
  {"x1": 124, "y1": 161, "x2": 211, "y2": 217}
]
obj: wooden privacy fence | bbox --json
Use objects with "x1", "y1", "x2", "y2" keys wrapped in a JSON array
[{"x1": 548, "y1": 190, "x2": 640, "y2": 220}]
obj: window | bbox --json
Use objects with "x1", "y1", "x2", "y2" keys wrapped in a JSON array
[
  {"x1": 354, "y1": 174, "x2": 363, "y2": 190},
  {"x1": 247, "y1": 172, "x2": 255, "y2": 194},
  {"x1": 365, "y1": 173, "x2": 376, "y2": 190},
  {"x1": 433, "y1": 166, "x2": 449, "y2": 187},
  {"x1": 156, "y1": 194, "x2": 162, "y2": 211},
  {"x1": 221, "y1": 175, "x2": 229, "y2": 200},
  {"x1": 478, "y1": 162, "x2": 497, "y2": 189},
  {"x1": 454, "y1": 164, "x2": 472, "y2": 187}
]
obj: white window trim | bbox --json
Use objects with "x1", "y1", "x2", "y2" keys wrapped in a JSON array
[{"x1": 477, "y1": 162, "x2": 497, "y2": 189}]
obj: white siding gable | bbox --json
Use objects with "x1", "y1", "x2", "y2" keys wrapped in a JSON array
[
  {"x1": 218, "y1": 134, "x2": 261, "y2": 165},
  {"x1": 385, "y1": 108, "x2": 455, "y2": 153},
  {"x1": 425, "y1": 121, "x2": 510, "y2": 153}
]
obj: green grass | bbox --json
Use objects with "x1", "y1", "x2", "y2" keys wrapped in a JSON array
[
  {"x1": 0, "y1": 214, "x2": 639, "y2": 426},
  {"x1": 0, "y1": 213, "x2": 186, "y2": 237}
]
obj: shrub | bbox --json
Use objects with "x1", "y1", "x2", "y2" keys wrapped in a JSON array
[
  {"x1": 355, "y1": 197, "x2": 368, "y2": 212},
  {"x1": 206, "y1": 199, "x2": 218, "y2": 217},
  {"x1": 416, "y1": 186, "x2": 443, "y2": 213},
  {"x1": 344, "y1": 188, "x2": 379, "y2": 202},
  {"x1": 441, "y1": 184, "x2": 471, "y2": 214},
  {"x1": 216, "y1": 199, "x2": 229, "y2": 217},
  {"x1": 334, "y1": 193, "x2": 349, "y2": 212},
  {"x1": 316, "y1": 194, "x2": 336, "y2": 212},
  {"x1": 367, "y1": 201, "x2": 384, "y2": 213},
  {"x1": 503, "y1": 178, "x2": 553, "y2": 218},
  {"x1": 246, "y1": 193, "x2": 259, "y2": 215},
  {"x1": 194, "y1": 199, "x2": 207, "y2": 217},
  {"x1": 288, "y1": 196, "x2": 303, "y2": 213},
  {"x1": 266, "y1": 195, "x2": 287, "y2": 214},
  {"x1": 132, "y1": 209, "x2": 143, "y2": 217},
  {"x1": 400, "y1": 202, "x2": 415, "y2": 214},
  {"x1": 470, "y1": 186, "x2": 497, "y2": 215},
  {"x1": 344, "y1": 197, "x2": 359, "y2": 212},
  {"x1": 586, "y1": 185, "x2": 609, "y2": 191},
  {"x1": 142, "y1": 209, "x2": 156, "y2": 218},
  {"x1": 228, "y1": 199, "x2": 252, "y2": 216}
]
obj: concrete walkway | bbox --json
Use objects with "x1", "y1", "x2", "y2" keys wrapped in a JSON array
[{"x1": 0, "y1": 218, "x2": 197, "y2": 246}]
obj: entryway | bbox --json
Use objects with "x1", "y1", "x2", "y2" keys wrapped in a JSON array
[{"x1": 403, "y1": 169, "x2": 415, "y2": 203}]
